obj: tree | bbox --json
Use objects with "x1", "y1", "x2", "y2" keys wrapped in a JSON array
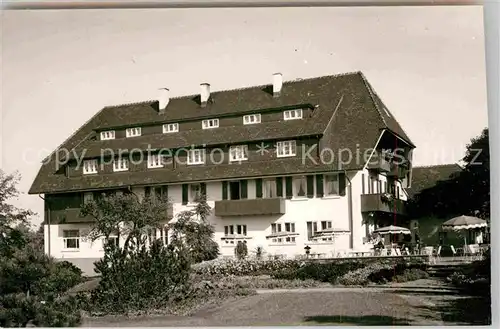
[
  {"x1": 169, "y1": 194, "x2": 219, "y2": 263},
  {"x1": 0, "y1": 170, "x2": 82, "y2": 327},
  {"x1": 80, "y1": 192, "x2": 172, "y2": 255},
  {"x1": 409, "y1": 128, "x2": 490, "y2": 219}
]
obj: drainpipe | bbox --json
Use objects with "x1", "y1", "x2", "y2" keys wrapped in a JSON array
[
  {"x1": 344, "y1": 170, "x2": 354, "y2": 249},
  {"x1": 38, "y1": 195, "x2": 51, "y2": 257}
]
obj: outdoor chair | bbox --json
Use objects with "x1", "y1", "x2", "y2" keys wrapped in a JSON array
[
  {"x1": 450, "y1": 245, "x2": 458, "y2": 261},
  {"x1": 395, "y1": 248, "x2": 402, "y2": 256},
  {"x1": 432, "y1": 246, "x2": 442, "y2": 264},
  {"x1": 404, "y1": 247, "x2": 410, "y2": 256},
  {"x1": 380, "y1": 249, "x2": 388, "y2": 256}
]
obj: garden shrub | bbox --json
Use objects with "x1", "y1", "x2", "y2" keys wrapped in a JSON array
[
  {"x1": 192, "y1": 258, "x2": 304, "y2": 277},
  {"x1": 234, "y1": 241, "x2": 248, "y2": 260},
  {"x1": 448, "y1": 249, "x2": 490, "y2": 296},
  {"x1": 89, "y1": 240, "x2": 192, "y2": 314}
]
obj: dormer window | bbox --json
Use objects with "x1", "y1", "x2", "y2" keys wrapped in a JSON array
[
  {"x1": 276, "y1": 140, "x2": 297, "y2": 157},
  {"x1": 148, "y1": 154, "x2": 169, "y2": 168},
  {"x1": 100, "y1": 130, "x2": 115, "y2": 140},
  {"x1": 202, "y1": 119, "x2": 219, "y2": 129},
  {"x1": 187, "y1": 149, "x2": 205, "y2": 165},
  {"x1": 126, "y1": 127, "x2": 141, "y2": 138},
  {"x1": 83, "y1": 160, "x2": 98, "y2": 174},
  {"x1": 283, "y1": 109, "x2": 303, "y2": 120},
  {"x1": 113, "y1": 158, "x2": 129, "y2": 172},
  {"x1": 163, "y1": 123, "x2": 179, "y2": 133},
  {"x1": 243, "y1": 114, "x2": 261, "y2": 125},
  {"x1": 229, "y1": 145, "x2": 248, "y2": 162}
]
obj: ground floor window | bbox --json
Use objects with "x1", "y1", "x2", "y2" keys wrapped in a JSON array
[
  {"x1": 63, "y1": 229, "x2": 80, "y2": 249},
  {"x1": 222, "y1": 224, "x2": 249, "y2": 245}
]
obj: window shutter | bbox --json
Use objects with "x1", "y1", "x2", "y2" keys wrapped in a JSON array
[
  {"x1": 145, "y1": 187, "x2": 151, "y2": 198},
  {"x1": 306, "y1": 175, "x2": 314, "y2": 198},
  {"x1": 255, "y1": 178, "x2": 263, "y2": 198},
  {"x1": 285, "y1": 176, "x2": 293, "y2": 199},
  {"x1": 200, "y1": 182, "x2": 206, "y2": 198},
  {"x1": 339, "y1": 173, "x2": 347, "y2": 196},
  {"x1": 361, "y1": 174, "x2": 365, "y2": 194},
  {"x1": 162, "y1": 186, "x2": 168, "y2": 199},
  {"x1": 181, "y1": 184, "x2": 188, "y2": 205},
  {"x1": 240, "y1": 180, "x2": 248, "y2": 199},
  {"x1": 222, "y1": 181, "x2": 228, "y2": 200},
  {"x1": 316, "y1": 175, "x2": 324, "y2": 197},
  {"x1": 276, "y1": 177, "x2": 283, "y2": 197}
]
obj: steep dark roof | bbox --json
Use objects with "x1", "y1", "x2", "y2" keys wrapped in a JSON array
[
  {"x1": 29, "y1": 71, "x2": 414, "y2": 194},
  {"x1": 406, "y1": 164, "x2": 463, "y2": 198}
]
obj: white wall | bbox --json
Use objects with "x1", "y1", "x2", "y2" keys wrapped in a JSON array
[{"x1": 46, "y1": 171, "x2": 408, "y2": 262}]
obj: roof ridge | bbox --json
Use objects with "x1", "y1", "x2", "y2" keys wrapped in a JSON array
[
  {"x1": 413, "y1": 163, "x2": 463, "y2": 169},
  {"x1": 101, "y1": 71, "x2": 363, "y2": 108}
]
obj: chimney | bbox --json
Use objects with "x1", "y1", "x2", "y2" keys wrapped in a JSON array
[
  {"x1": 200, "y1": 83, "x2": 210, "y2": 107},
  {"x1": 158, "y1": 88, "x2": 170, "y2": 111},
  {"x1": 273, "y1": 73, "x2": 283, "y2": 97}
]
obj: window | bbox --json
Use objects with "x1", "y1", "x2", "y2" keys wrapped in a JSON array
[
  {"x1": 263, "y1": 179, "x2": 277, "y2": 198},
  {"x1": 321, "y1": 221, "x2": 333, "y2": 231},
  {"x1": 162, "y1": 123, "x2": 179, "y2": 133},
  {"x1": 63, "y1": 230, "x2": 80, "y2": 249},
  {"x1": 306, "y1": 221, "x2": 318, "y2": 241},
  {"x1": 283, "y1": 109, "x2": 303, "y2": 120},
  {"x1": 202, "y1": 119, "x2": 219, "y2": 129},
  {"x1": 100, "y1": 130, "x2": 115, "y2": 140},
  {"x1": 324, "y1": 174, "x2": 340, "y2": 196},
  {"x1": 271, "y1": 222, "x2": 295, "y2": 233},
  {"x1": 187, "y1": 149, "x2": 205, "y2": 165},
  {"x1": 148, "y1": 154, "x2": 169, "y2": 168},
  {"x1": 113, "y1": 158, "x2": 129, "y2": 172},
  {"x1": 159, "y1": 227, "x2": 168, "y2": 245},
  {"x1": 229, "y1": 181, "x2": 241, "y2": 200},
  {"x1": 243, "y1": 114, "x2": 261, "y2": 125},
  {"x1": 189, "y1": 183, "x2": 202, "y2": 202},
  {"x1": 83, "y1": 160, "x2": 98, "y2": 174},
  {"x1": 83, "y1": 192, "x2": 93, "y2": 204},
  {"x1": 276, "y1": 140, "x2": 297, "y2": 157},
  {"x1": 126, "y1": 127, "x2": 141, "y2": 138},
  {"x1": 103, "y1": 233, "x2": 119, "y2": 248},
  {"x1": 293, "y1": 176, "x2": 307, "y2": 198},
  {"x1": 229, "y1": 145, "x2": 248, "y2": 162},
  {"x1": 224, "y1": 225, "x2": 247, "y2": 236}
]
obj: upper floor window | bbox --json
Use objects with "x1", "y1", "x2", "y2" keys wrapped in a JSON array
[
  {"x1": 83, "y1": 160, "x2": 98, "y2": 174},
  {"x1": 224, "y1": 224, "x2": 247, "y2": 236},
  {"x1": 148, "y1": 154, "x2": 169, "y2": 169},
  {"x1": 163, "y1": 123, "x2": 179, "y2": 133},
  {"x1": 229, "y1": 145, "x2": 248, "y2": 162},
  {"x1": 189, "y1": 183, "x2": 202, "y2": 202},
  {"x1": 263, "y1": 179, "x2": 277, "y2": 198},
  {"x1": 271, "y1": 222, "x2": 296, "y2": 234},
  {"x1": 202, "y1": 119, "x2": 219, "y2": 129},
  {"x1": 283, "y1": 109, "x2": 303, "y2": 120},
  {"x1": 100, "y1": 130, "x2": 115, "y2": 140},
  {"x1": 63, "y1": 230, "x2": 80, "y2": 249},
  {"x1": 187, "y1": 149, "x2": 205, "y2": 165},
  {"x1": 293, "y1": 175, "x2": 307, "y2": 198},
  {"x1": 276, "y1": 140, "x2": 297, "y2": 157},
  {"x1": 113, "y1": 158, "x2": 129, "y2": 172},
  {"x1": 243, "y1": 114, "x2": 261, "y2": 125},
  {"x1": 324, "y1": 174, "x2": 340, "y2": 196},
  {"x1": 126, "y1": 127, "x2": 141, "y2": 138}
]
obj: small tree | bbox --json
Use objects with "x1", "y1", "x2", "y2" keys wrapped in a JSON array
[
  {"x1": 234, "y1": 241, "x2": 248, "y2": 260},
  {"x1": 169, "y1": 194, "x2": 219, "y2": 263}
]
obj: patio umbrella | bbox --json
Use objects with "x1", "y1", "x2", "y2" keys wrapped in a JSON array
[
  {"x1": 373, "y1": 225, "x2": 411, "y2": 235},
  {"x1": 441, "y1": 215, "x2": 487, "y2": 231},
  {"x1": 441, "y1": 215, "x2": 488, "y2": 245}
]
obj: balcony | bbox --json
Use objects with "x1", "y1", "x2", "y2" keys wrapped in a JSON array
[
  {"x1": 360, "y1": 193, "x2": 407, "y2": 216},
  {"x1": 215, "y1": 198, "x2": 286, "y2": 217},
  {"x1": 48, "y1": 206, "x2": 173, "y2": 224},
  {"x1": 386, "y1": 162, "x2": 410, "y2": 178},
  {"x1": 366, "y1": 159, "x2": 391, "y2": 173}
]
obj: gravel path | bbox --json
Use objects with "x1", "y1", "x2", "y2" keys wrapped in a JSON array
[{"x1": 83, "y1": 290, "x2": 449, "y2": 326}]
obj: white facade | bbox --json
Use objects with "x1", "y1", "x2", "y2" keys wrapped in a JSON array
[{"x1": 45, "y1": 170, "x2": 408, "y2": 275}]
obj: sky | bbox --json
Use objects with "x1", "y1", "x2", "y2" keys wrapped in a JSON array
[{"x1": 0, "y1": 5, "x2": 489, "y2": 225}]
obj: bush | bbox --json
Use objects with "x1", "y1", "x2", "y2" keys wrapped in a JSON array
[
  {"x1": 89, "y1": 240, "x2": 191, "y2": 314},
  {"x1": 448, "y1": 250, "x2": 490, "y2": 296},
  {"x1": 192, "y1": 258, "x2": 304, "y2": 277},
  {"x1": 234, "y1": 241, "x2": 248, "y2": 260},
  {"x1": 271, "y1": 261, "x2": 367, "y2": 284},
  {"x1": 368, "y1": 262, "x2": 428, "y2": 284}
]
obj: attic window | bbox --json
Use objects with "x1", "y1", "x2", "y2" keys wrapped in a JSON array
[
  {"x1": 100, "y1": 130, "x2": 115, "y2": 140},
  {"x1": 283, "y1": 109, "x2": 303, "y2": 120},
  {"x1": 276, "y1": 140, "x2": 297, "y2": 157},
  {"x1": 187, "y1": 149, "x2": 205, "y2": 165},
  {"x1": 202, "y1": 119, "x2": 219, "y2": 129},
  {"x1": 243, "y1": 114, "x2": 261, "y2": 125},
  {"x1": 126, "y1": 127, "x2": 141, "y2": 138},
  {"x1": 83, "y1": 160, "x2": 98, "y2": 174},
  {"x1": 148, "y1": 154, "x2": 169, "y2": 169},
  {"x1": 113, "y1": 158, "x2": 129, "y2": 172},
  {"x1": 163, "y1": 123, "x2": 179, "y2": 133}
]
